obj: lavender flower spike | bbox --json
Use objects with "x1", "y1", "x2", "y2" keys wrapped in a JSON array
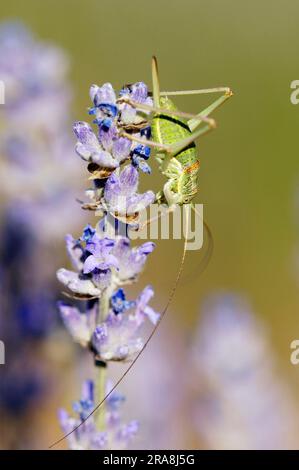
[
  {"x1": 57, "y1": 73, "x2": 157, "y2": 450},
  {"x1": 59, "y1": 379, "x2": 138, "y2": 450}
]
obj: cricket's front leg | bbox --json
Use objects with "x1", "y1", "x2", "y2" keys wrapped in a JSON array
[{"x1": 120, "y1": 131, "x2": 172, "y2": 154}]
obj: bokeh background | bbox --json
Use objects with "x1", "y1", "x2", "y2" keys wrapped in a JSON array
[{"x1": 1, "y1": 0, "x2": 299, "y2": 449}]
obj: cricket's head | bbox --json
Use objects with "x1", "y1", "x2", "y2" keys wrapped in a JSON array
[{"x1": 159, "y1": 95, "x2": 177, "y2": 111}]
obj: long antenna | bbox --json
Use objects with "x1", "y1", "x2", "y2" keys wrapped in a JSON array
[{"x1": 49, "y1": 211, "x2": 190, "y2": 449}]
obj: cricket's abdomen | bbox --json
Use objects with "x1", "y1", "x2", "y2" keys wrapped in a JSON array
[{"x1": 151, "y1": 98, "x2": 200, "y2": 204}]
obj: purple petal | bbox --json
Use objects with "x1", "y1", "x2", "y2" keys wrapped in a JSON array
[
  {"x1": 102, "y1": 253, "x2": 119, "y2": 270},
  {"x1": 58, "y1": 409, "x2": 76, "y2": 435},
  {"x1": 86, "y1": 235, "x2": 115, "y2": 257},
  {"x1": 83, "y1": 254, "x2": 100, "y2": 274},
  {"x1": 58, "y1": 302, "x2": 91, "y2": 344},
  {"x1": 138, "y1": 285, "x2": 154, "y2": 306},
  {"x1": 139, "y1": 241, "x2": 155, "y2": 255},
  {"x1": 135, "y1": 286, "x2": 160, "y2": 325},
  {"x1": 90, "y1": 433, "x2": 107, "y2": 450},
  {"x1": 120, "y1": 104, "x2": 136, "y2": 124},
  {"x1": 104, "y1": 171, "x2": 121, "y2": 205},
  {"x1": 127, "y1": 190, "x2": 155, "y2": 214},
  {"x1": 119, "y1": 165, "x2": 139, "y2": 196},
  {"x1": 112, "y1": 137, "x2": 131, "y2": 162},
  {"x1": 56, "y1": 268, "x2": 101, "y2": 296},
  {"x1": 65, "y1": 234, "x2": 83, "y2": 270},
  {"x1": 143, "y1": 306, "x2": 160, "y2": 325},
  {"x1": 73, "y1": 121, "x2": 96, "y2": 145},
  {"x1": 92, "y1": 149, "x2": 119, "y2": 169},
  {"x1": 92, "y1": 313, "x2": 144, "y2": 361},
  {"x1": 75, "y1": 142, "x2": 92, "y2": 161},
  {"x1": 93, "y1": 324, "x2": 108, "y2": 349},
  {"x1": 116, "y1": 420, "x2": 139, "y2": 443},
  {"x1": 81, "y1": 380, "x2": 94, "y2": 403},
  {"x1": 92, "y1": 268, "x2": 112, "y2": 290},
  {"x1": 92, "y1": 83, "x2": 116, "y2": 105},
  {"x1": 98, "y1": 122, "x2": 117, "y2": 151},
  {"x1": 73, "y1": 121, "x2": 102, "y2": 160},
  {"x1": 131, "y1": 82, "x2": 148, "y2": 103}
]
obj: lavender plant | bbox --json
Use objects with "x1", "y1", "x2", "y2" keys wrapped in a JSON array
[
  {"x1": 56, "y1": 81, "x2": 160, "y2": 449},
  {"x1": 0, "y1": 22, "x2": 83, "y2": 448}
]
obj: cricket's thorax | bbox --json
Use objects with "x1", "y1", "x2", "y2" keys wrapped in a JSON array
[{"x1": 152, "y1": 97, "x2": 200, "y2": 204}]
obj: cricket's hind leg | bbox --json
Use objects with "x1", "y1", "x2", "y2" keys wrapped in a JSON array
[
  {"x1": 117, "y1": 97, "x2": 215, "y2": 126},
  {"x1": 159, "y1": 87, "x2": 233, "y2": 132}
]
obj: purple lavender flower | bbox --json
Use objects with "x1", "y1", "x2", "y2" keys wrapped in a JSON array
[
  {"x1": 83, "y1": 235, "x2": 118, "y2": 273},
  {"x1": 112, "y1": 237, "x2": 155, "y2": 283},
  {"x1": 58, "y1": 301, "x2": 97, "y2": 346},
  {"x1": 56, "y1": 268, "x2": 102, "y2": 297},
  {"x1": 111, "y1": 288, "x2": 135, "y2": 314},
  {"x1": 92, "y1": 286, "x2": 159, "y2": 362},
  {"x1": 57, "y1": 283, "x2": 159, "y2": 361},
  {"x1": 73, "y1": 80, "x2": 154, "y2": 182},
  {"x1": 81, "y1": 224, "x2": 96, "y2": 242},
  {"x1": 104, "y1": 165, "x2": 155, "y2": 218},
  {"x1": 65, "y1": 234, "x2": 84, "y2": 271},
  {"x1": 191, "y1": 294, "x2": 298, "y2": 450},
  {"x1": 59, "y1": 379, "x2": 138, "y2": 450},
  {"x1": 118, "y1": 82, "x2": 153, "y2": 173},
  {"x1": 119, "y1": 82, "x2": 153, "y2": 125},
  {"x1": 73, "y1": 121, "x2": 131, "y2": 170},
  {"x1": 56, "y1": 72, "x2": 158, "y2": 451},
  {"x1": 57, "y1": 225, "x2": 155, "y2": 298},
  {"x1": 89, "y1": 83, "x2": 118, "y2": 122},
  {"x1": 58, "y1": 229, "x2": 117, "y2": 297}
]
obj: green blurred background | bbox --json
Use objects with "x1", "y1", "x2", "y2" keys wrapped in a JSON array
[{"x1": 1, "y1": 0, "x2": 299, "y2": 447}]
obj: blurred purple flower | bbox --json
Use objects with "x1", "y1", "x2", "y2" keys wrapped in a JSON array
[
  {"x1": 59, "y1": 379, "x2": 138, "y2": 450},
  {"x1": 191, "y1": 293, "x2": 299, "y2": 450}
]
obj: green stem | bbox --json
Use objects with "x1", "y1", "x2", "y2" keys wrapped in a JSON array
[
  {"x1": 95, "y1": 288, "x2": 110, "y2": 432},
  {"x1": 95, "y1": 363, "x2": 106, "y2": 432}
]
